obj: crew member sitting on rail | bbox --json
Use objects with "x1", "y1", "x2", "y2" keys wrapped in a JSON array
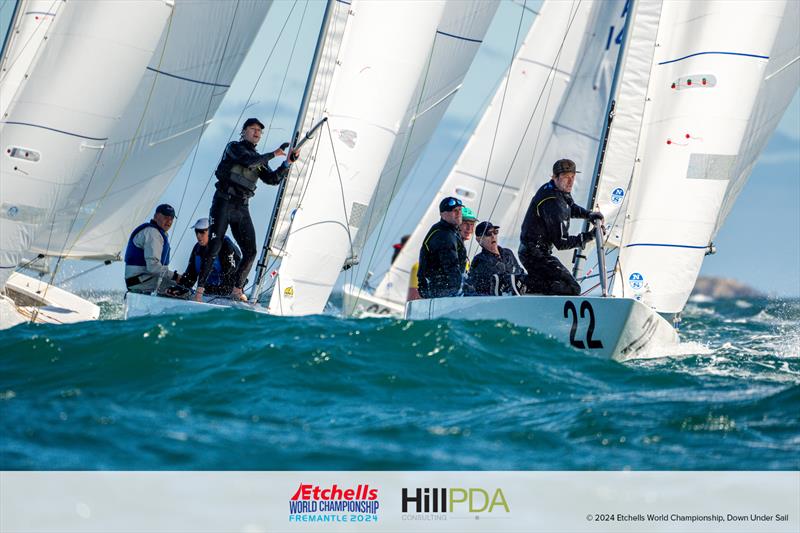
[
  {"x1": 178, "y1": 218, "x2": 242, "y2": 297},
  {"x1": 519, "y1": 159, "x2": 604, "y2": 295},
  {"x1": 417, "y1": 197, "x2": 468, "y2": 299},
  {"x1": 124, "y1": 204, "x2": 183, "y2": 295},
  {"x1": 468, "y1": 221, "x2": 527, "y2": 296}
]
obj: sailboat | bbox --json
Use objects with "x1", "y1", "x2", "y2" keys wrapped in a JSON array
[
  {"x1": 125, "y1": 0, "x2": 498, "y2": 319},
  {"x1": 344, "y1": 0, "x2": 625, "y2": 316},
  {"x1": 405, "y1": 0, "x2": 799, "y2": 360},
  {"x1": 0, "y1": 0, "x2": 272, "y2": 328}
]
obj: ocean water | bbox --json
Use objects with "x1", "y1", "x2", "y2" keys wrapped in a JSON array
[{"x1": 1, "y1": 295, "x2": 797, "y2": 470}]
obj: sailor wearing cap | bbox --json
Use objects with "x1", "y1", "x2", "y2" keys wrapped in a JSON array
[
  {"x1": 518, "y1": 159, "x2": 604, "y2": 295},
  {"x1": 177, "y1": 218, "x2": 242, "y2": 297},
  {"x1": 196, "y1": 118, "x2": 300, "y2": 302},
  {"x1": 124, "y1": 203, "x2": 183, "y2": 294},
  {"x1": 417, "y1": 196, "x2": 469, "y2": 299},
  {"x1": 468, "y1": 221, "x2": 526, "y2": 296}
]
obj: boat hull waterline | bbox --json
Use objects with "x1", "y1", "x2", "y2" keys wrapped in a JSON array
[{"x1": 405, "y1": 295, "x2": 679, "y2": 361}]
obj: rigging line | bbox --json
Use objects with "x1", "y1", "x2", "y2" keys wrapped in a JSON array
[
  {"x1": 472, "y1": 0, "x2": 528, "y2": 233},
  {"x1": 174, "y1": 0, "x2": 243, "y2": 233},
  {"x1": 265, "y1": 0, "x2": 311, "y2": 139},
  {"x1": 323, "y1": 118, "x2": 356, "y2": 292},
  {"x1": 255, "y1": 122, "x2": 326, "y2": 301},
  {"x1": 0, "y1": 0, "x2": 60, "y2": 84},
  {"x1": 350, "y1": 31, "x2": 440, "y2": 314},
  {"x1": 36, "y1": 7, "x2": 178, "y2": 318},
  {"x1": 172, "y1": 0, "x2": 302, "y2": 252},
  {"x1": 489, "y1": 0, "x2": 581, "y2": 231},
  {"x1": 260, "y1": 0, "x2": 350, "y2": 273}
]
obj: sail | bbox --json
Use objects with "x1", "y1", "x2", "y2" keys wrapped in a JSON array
[
  {"x1": 598, "y1": 0, "x2": 798, "y2": 313},
  {"x1": 346, "y1": 1, "x2": 498, "y2": 263},
  {"x1": 28, "y1": 0, "x2": 273, "y2": 260},
  {"x1": 374, "y1": 0, "x2": 621, "y2": 307},
  {"x1": 265, "y1": 0, "x2": 487, "y2": 316},
  {"x1": 0, "y1": 1, "x2": 172, "y2": 285}
]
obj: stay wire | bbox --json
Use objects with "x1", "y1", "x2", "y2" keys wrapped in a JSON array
[
  {"x1": 173, "y1": 0, "x2": 243, "y2": 233},
  {"x1": 172, "y1": 0, "x2": 303, "y2": 253}
]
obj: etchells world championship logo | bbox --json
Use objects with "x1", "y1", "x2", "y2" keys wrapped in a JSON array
[{"x1": 289, "y1": 483, "x2": 379, "y2": 523}]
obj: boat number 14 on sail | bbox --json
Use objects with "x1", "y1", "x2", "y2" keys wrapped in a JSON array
[{"x1": 563, "y1": 301, "x2": 604, "y2": 349}]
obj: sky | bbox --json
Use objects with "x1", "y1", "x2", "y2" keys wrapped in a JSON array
[{"x1": 45, "y1": 0, "x2": 799, "y2": 297}]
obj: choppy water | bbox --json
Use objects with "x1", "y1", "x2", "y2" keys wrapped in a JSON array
[{"x1": 1, "y1": 295, "x2": 798, "y2": 469}]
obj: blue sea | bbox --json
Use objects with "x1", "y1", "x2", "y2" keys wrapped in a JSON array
[{"x1": 1, "y1": 295, "x2": 798, "y2": 470}]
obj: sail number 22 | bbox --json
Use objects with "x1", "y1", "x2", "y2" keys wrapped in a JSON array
[{"x1": 563, "y1": 301, "x2": 604, "y2": 349}]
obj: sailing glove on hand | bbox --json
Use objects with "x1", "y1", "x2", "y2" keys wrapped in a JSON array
[
  {"x1": 279, "y1": 142, "x2": 290, "y2": 151},
  {"x1": 288, "y1": 149, "x2": 300, "y2": 163},
  {"x1": 580, "y1": 230, "x2": 595, "y2": 246},
  {"x1": 588, "y1": 211, "x2": 604, "y2": 223}
]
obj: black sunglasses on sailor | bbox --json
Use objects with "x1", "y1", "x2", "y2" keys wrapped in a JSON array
[{"x1": 480, "y1": 229, "x2": 499, "y2": 237}]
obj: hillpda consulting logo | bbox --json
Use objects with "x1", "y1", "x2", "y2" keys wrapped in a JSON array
[
  {"x1": 289, "y1": 483, "x2": 379, "y2": 523},
  {"x1": 401, "y1": 486, "x2": 510, "y2": 521}
]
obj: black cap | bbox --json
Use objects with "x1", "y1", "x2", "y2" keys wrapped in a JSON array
[
  {"x1": 475, "y1": 221, "x2": 499, "y2": 238},
  {"x1": 439, "y1": 196, "x2": 464, "y2": 213},
  {"x1": 155, "y1": 204, "x2": 176, "y2": 218},
  {"x1": 552, "y1": 158, "x2": 581, "y2": 176},
  {"x1": 242, "y1": 117, "x2": 265, "y2": 130}
]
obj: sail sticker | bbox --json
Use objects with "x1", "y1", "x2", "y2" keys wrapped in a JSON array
[
  {"x1": 670, "y1": 74, "x2": 716, "y2": 90},
  {"x1": 284, "y1": 286, "x2": 294, "y2": 298},
  {"x1": 338, "y1": 129, "x2": 357, "y2": 149},
  {"x1": 7, "y1": 147, "x2": 40, "y2": 162},
  {"x1": 666, "y1": 133, "x2": 702, "y2": 147},
  {"x1": 454, "y1": 187, "x2": 476, "y2": 199},
  {"x1": 7, "y1": 206, "x2": 18, "y2": 218},
  {"x1": 629, "y1": 272, "x2": 645, "y2": 290},
  {"x1": 349, "y1": 202, "x2": 368, "y2": 228},
  {"x1": 611, "y1": 187, "x2": 625, "y2": 204}
]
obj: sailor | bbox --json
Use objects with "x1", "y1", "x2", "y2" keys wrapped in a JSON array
[
  {"x1": 195, "y1": 117, "x2": 299, "y2": 302},
  {"x1": 459, "y1": 206, "x2": 477, "y2": 245},
  {"x1": 417, "y1": 197, "x2": 468, "y2": 299},
  {"x1": 124, "y1": 204, "x2": 183, "y2": 294},
  {"x1": 519, "y1": 159, "x2": 603, "y2": 295},
  {"x1": 391, "y1": 235, "x2": 410, "y2": 265},
  {"x1": 178, "y1": 218, "x2": 242, "y2": 297},
  {"x1": 468, "y1": 221, "x2": 526, "y2": 296}
]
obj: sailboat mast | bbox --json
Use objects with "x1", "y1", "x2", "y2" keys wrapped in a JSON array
[
  {"x1": 572, "y1": 0, "x2": 634, "y2": 280},
  {"x1": 251, "y1": 0, "x2": 336, "y2": 301}
]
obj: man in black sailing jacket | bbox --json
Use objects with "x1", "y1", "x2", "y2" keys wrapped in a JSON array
[
  {"x1": 195, "y1": 117, "x2": 298, "y2": 302},
  {"x1": 417, "y1": 197, "x2": 468, "y2": 299},
  {"x1": 519, "y1": 159, "x2": 604, "y2": 296}
]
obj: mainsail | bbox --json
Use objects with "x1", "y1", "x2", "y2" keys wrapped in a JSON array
[
  {"x1": 373, "y1": 0, "x2": 624, "y2": 308},
  {"x1": 30, "y1": 0, "x2": 272, "y2": 261},
  {"x1": 591, "y1": 0, "x2": 799, "y2": 313},
  {"x1": 0, "y1": 1, "x2": 172, "y2": 285},
  {"x1": 265, "y1": 0, "x2": 495, "y2": 316}
]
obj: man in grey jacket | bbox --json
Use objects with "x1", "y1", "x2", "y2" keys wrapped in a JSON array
[{"x1": 124, "y1": 204, "x2": 183, "y2": 295}]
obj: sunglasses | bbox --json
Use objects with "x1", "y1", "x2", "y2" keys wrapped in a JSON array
[
  {"x1": 480, "y1": 230, "x2": 499, "y2": 237},
  {"x1": 447, "y1": 198, "x2": 463, "y2": 207},
  {"x1": 195, "y1": 229, "x2": 209, "y2": 234}
]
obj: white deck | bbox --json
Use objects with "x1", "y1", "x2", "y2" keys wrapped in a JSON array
[
  {"x1": 124, "y1": 292, "x2": 270, "y2": 320},
  {"x1": 1, "y1": 272, "x2": 100, "y2": 329}
]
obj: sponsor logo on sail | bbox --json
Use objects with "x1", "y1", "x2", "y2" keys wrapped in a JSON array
[
  {"x1": 288, "y1": 483, "x2": 379, "y2": 523},
  {"x1": 629, "y1": 272, "x2": 644, "y2": 290},
  {"x1": 611, "y1": 187, "x2": 625, "y2": 204}
]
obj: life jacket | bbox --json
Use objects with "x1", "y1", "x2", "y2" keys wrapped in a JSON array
[
  {"x1": 227, "y1": 164, "x2": 261, "y2": 193},
  {"x1": 124, "y1": 221, "x2": 170, "y2": 267},
  {"x1": 194, "y1": 236, "x2": 233, "y2": 287}
]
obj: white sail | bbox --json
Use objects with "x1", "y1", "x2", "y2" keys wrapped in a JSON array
[
  {"x1": 29, "y1": 0, "x2": 273, "y2": 260},
  {"x1": 596, "y1": 0, "x2": 798, "y2": 313},
  {"x1": 266, "y1": 0, "x2": 484, "y2": 316},
  {"x1": 347, "y1": 1, "x2": 499, "y2": 263},
  {"x1": 0, "y1": 1, "x2": 172, "y2": 285},
  {"x1": 374, "y1": 0, "x2": 620, "y2": 307}
]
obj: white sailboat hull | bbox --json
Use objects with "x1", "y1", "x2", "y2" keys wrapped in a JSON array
[
  {"x1": 341, "y1": 283, "x2": 404, "y2": 317},
  {"x1": 1, "y1": 272, "x2": 100, "y2": 329},
  {"x1": 405, "y1": 295, "x2": 679, "y2": 361},
  {"x1": 123, "y1": 292, "x2": 269, "y2": 320}
]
